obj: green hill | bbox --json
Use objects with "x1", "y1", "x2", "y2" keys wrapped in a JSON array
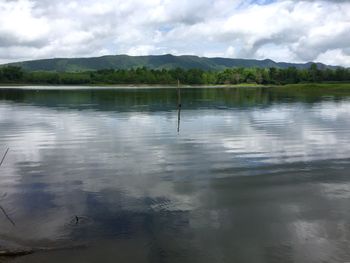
[{"x1": 3, "y1": 54, "x2": 332, "y2": 72}]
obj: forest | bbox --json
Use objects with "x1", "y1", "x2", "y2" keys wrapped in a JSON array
[{"x1": 0, "y1": 64, "x2": 349, "y2": 85}]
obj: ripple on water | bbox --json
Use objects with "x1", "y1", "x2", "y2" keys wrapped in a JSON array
[{"x1": 2, "y1": 88, "x2": 350, "y2": 263}]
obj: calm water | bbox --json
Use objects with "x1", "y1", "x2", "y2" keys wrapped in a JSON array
[{"x1": 1, "y1": 86, "x2": 350, "y2": 262}]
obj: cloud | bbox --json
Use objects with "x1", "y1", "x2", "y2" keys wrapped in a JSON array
[
  {"x1": 0, "y1": 0, "x2": 349, "y2": 66},
  {"x1": 316, "y1": 49, "x2": 350, "y2": 67}
]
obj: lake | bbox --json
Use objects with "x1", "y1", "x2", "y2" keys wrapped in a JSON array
[{"x1": 1, "y1": 86, "x2": 350, "y2": 262}]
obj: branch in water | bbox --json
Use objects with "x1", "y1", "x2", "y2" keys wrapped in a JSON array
[
  {"x1": 0, "y1": 243, "x2": 87, "y2": 257},
  {"x1": 0, "y1": 205, "x2": 15, "y2": 226},
  {"x1": 0, "y1": 148, "x2": 9, "y2": 167},
  {"x1": 0, "y1": 248, "x2": 34, "y2": 257},
  {"x1": 0, "y1": 148, "x2": 15, "y2": 226}
]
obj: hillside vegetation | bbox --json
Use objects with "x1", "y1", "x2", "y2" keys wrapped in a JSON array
[
  {"x1": 3, "y1": 54, "x2": 334, "y2": 72},
  {"x1": 0, "y1": 64, "x2": 349, "y2": 85}
]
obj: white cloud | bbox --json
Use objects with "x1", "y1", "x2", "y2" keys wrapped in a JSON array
[
  {"x1": 126, "y1": 45, "x2": 157, "y2": 56},
  {"x1": 0, "y1": 0, "x2": 49, "y2": 46},
  {"x1": 316, "y1": 49, "x2": 350, "y2": 68},
  {"x1": 0, "y1": 0, "x2": 349, "y2": 66}
]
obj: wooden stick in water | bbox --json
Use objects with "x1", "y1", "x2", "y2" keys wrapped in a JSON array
[
  {"x1": 177, "y1": 79, "x2": 182, "y2": 133},
  {"x1": 177, "y1": 79, "x2": 181, "y2": 108},
  {"x1": 177, "y1": 107, "x2": 181, "y2": 133}
]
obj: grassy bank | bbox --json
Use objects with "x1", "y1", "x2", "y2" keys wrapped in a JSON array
[{"x1": 278, "y1": 82, "x2": 350, "y2": 89}]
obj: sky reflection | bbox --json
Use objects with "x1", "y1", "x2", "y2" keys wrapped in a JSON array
[{"x1": 1, "y1": 87, "x2": 350, "y2": 262}]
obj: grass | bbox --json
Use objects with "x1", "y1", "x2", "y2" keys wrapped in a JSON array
[{"x1": 277, "y1": 82, "x2": 350, "y2": 90}]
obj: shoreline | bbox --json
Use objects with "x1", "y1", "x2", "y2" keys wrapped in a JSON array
[
  {"x1": 0, "y1": 83, "x2": 266, "y2": 88},
  {"x1": 0, "y1": 82, "x2": 350, "y2": 90}
]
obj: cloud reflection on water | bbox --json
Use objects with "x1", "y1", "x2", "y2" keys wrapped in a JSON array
[{"x1": 1, "y1": 88, "x2": 350, "y2": 262}]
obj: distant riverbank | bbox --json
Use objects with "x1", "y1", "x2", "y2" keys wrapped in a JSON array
[
  {"x1": 0, "y1": 83, "x2": 266, "y2": 88},
  {"x1": 1, "y1": 82, "x2": 350, "y2": 90},
  {"x1": 1, "y1": 65, "x2": 350, "y2": 87}
]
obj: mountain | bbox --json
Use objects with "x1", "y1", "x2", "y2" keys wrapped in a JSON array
[{"x1": 3, "y1": 54, "x2": 333, "y2": 72}]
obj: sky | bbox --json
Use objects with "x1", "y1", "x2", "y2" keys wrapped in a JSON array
[{"x1": 0, "y1": 0, "x2": 349, "y2": 66}]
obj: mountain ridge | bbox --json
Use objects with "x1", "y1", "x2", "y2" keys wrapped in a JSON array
[{"x1": 2, "y1": 54, "x2": 337, "y2": 72}]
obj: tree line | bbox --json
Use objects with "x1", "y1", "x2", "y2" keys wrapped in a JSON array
[{"x1": 0, "y1": 64, "x2": 349, "y2": 85}]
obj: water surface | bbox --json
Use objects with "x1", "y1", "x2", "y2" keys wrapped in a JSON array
[{"x1": 1, "y1": 86, "x2": 350, "y2": 262}]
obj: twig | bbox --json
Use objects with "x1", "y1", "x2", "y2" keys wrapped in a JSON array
[
  {"x1": 0, "y1": 205, "x2": 15, "y2": 226},
  {"x1": 0, "y1": 148, "x2": 9, "y2": 167},
  {"x1": 0, "y1": 148, "x2": 15, "y2": 226}
]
